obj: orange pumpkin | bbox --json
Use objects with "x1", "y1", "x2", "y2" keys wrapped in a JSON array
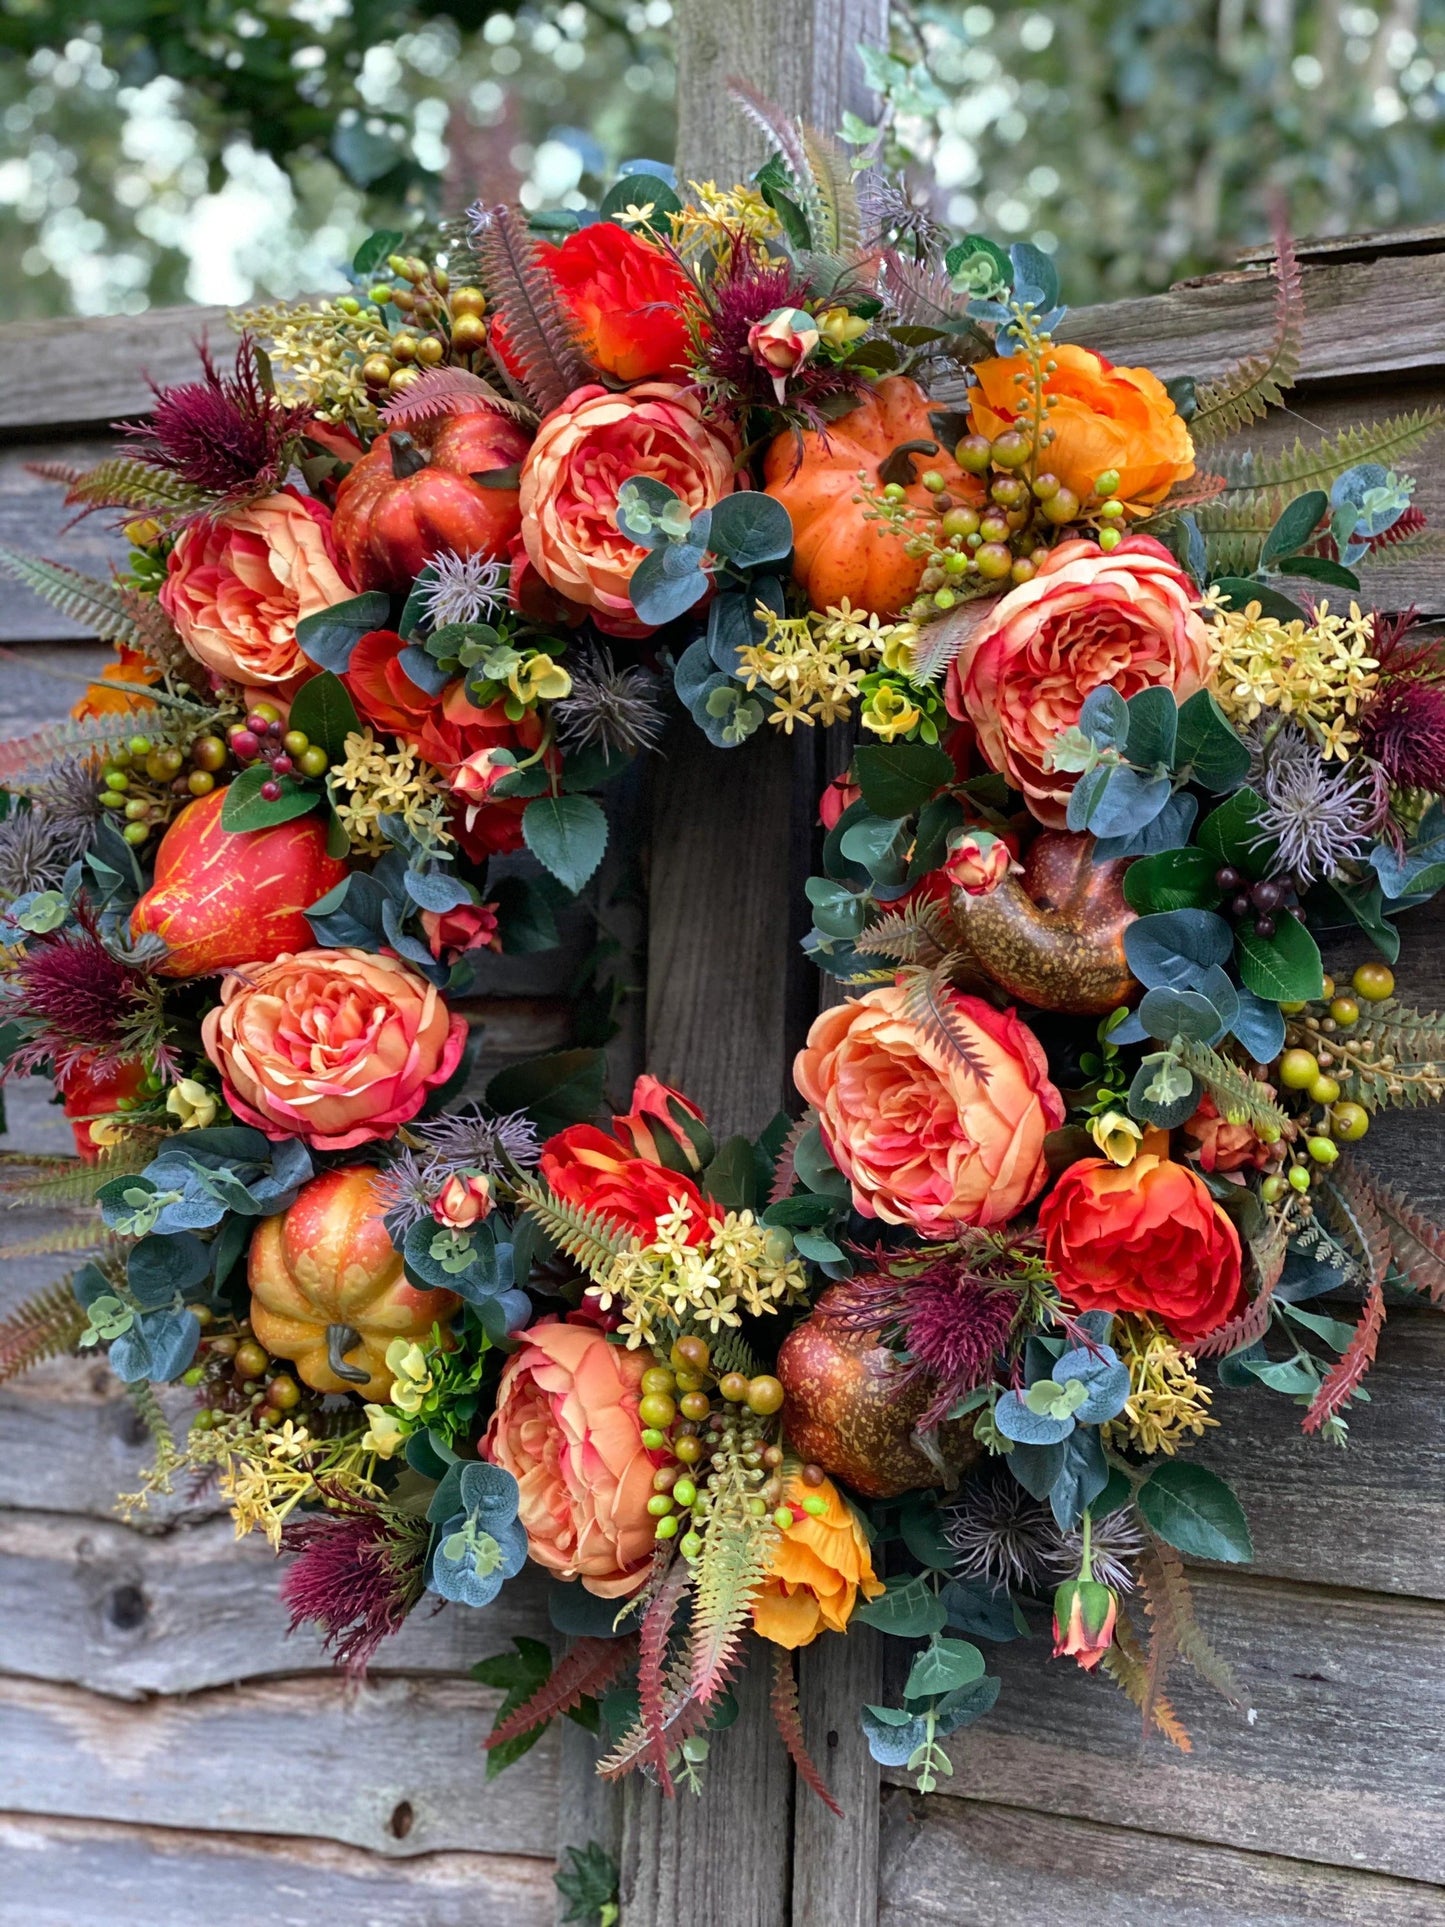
[
  {"x1": 248, "y1": 1166, "x2": 459, "y2": 1399},
  {"x1": 763, "y1": 376, "x2": 983, "y2": 618},
  {"x1": 332, "y1": 409, "x2": 532, "y2": 593}
]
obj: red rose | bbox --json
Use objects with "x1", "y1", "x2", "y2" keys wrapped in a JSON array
[
  {"x1": 420, "y1": 900, "x2": 500, "y2": 964},
  {"x1": 1037, "y1": 1154, "x2": 1244, "y2": 1344},
  {"x1": 539, "y1": 1122, "x2": 712, "y2": 1245}
]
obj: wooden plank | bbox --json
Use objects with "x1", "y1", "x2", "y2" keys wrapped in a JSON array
[
  {"x1": 877, "y1": 1787, "x2": 1445, "y2": 1927},
  {"x1": 0, "y1": 309, "x2": 232, "y2": 434},
  {"x1": 0, "y1": 1671, "x2": 557, "y2": 1859},
  {"x1": 0, "y1": 1508, "x2": 554, "y2": 1698},
  {"x1": 882, "y1": 1571, "x2": 1445, "y2": 1885},
  {"x1": 0, "y1": 1363, "x2": 207, "y2": 1527},
  {"x1": 791, "y1": 1622, "x2": 884, "y2": 1923},
  {"x1": 0, "y1": 1811, "x2": 555, "y2": 1927}
]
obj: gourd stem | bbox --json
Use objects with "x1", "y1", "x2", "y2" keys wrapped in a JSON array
[
  {"x1": 326, "y1": 1322, "x2": 371, "y2": 1384},
  {"x1": 388, "y1": 431, "x2": 430, "y2": 480}
]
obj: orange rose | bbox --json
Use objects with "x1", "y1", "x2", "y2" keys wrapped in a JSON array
[
  {"x1": 517, "y1": 382, "x2": 736, "y2": 636},
  {"x1": 159, "y1": 489, "x2": 353, "y2": 688},
  {"x1": 1037, "y1": 1153, "x2": 1245, "y2": 1345},
  {"x1": 481, "y1": 1315, "x2": 658, "y2": 1597},
  {"x1": 794, "y1": 982, "x2": 1064, "y2": 1238},
  {"x1": 539, "y1": 1121, "x2": 712, "y2": 1246},
  {"x1": 543, "y1": 222, "x2": 698, "y2": 382},
  {"x1": 752, "y1": 1473, "x2": 884, "y2": 1649},
  {"x1": 968, "y1": 342, "x2": 1194, "y2": 512},
  {"x1": 947, "y1": 536, "x2": 1210, "y2": 827},
  {"x1": 200, "y1": 947, "x2": 467, "y2": 1151}
]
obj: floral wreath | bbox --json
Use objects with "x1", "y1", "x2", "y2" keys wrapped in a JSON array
[{"x1": 3, "y1": 95, "x2": 1445, "y2": 1819}]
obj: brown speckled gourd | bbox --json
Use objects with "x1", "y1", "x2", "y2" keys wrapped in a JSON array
[{"x1": 950, "y1": 829, "x2": 1138, "y2": 1015}]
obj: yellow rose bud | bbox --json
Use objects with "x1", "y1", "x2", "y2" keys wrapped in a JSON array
[
  {"x1": 1087, "y1": 1110, "x2": 1144, "y2": 1166},
  {"x1": 166, "y1": 1078, "x2": 218, "y2": 1131},
  {"x1": 362, "y1": 1405, "x2": 407, "y2": 1459},
  {"x1": 860, "y1": 683, "x2": 922, "y2": 741}
]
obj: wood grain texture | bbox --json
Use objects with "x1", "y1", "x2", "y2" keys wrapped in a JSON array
[
  {"x1": 0, "y1": 443, "x2": 130, "y2": 640},
  {"x1": 0, "y1": 310, "x2": 232, "y2": 433},
  {"x1": 877, "y1": 1788, "x2": 1445, "y2": 1927},
  {"x1": 0, "y1": 1671, "x2": 557, "y2": 1859},
  {"x1": 0, "y1": 1812, "x2": 555, "y2": 1927},
  {"x1": 791, "y1": 1622, "x2": 884, "y2": 1927},
  {"x1": 885, "y1": 1571, "x2": 1445, "y2": 1885}
]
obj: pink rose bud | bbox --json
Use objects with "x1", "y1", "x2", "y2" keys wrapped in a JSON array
[
  {"x1": 420, "y1": 900, "x2": 501, "y2": 964},
  {"x1": 747, "y1": 306, "x2": 822, "y2": 401},
  {"x1": 451, "y1": 745, "x2": 513, "y2": 800},
  {"x1": 1051, "y1": 1578, "x2": 1118, "y2": 1672},
  {"x1": 943, "y1": 828, "x2": 1014, "y2": 897},
  {"x1": 433, "y1": 1171, "x2": 493, "y2": 1229},
  {"x1": 612, "y1": 1074, "x2": 714, "y2": 1174},
  {"x1": 818, "y1": 773, "x2": 861, "y2": 831}
]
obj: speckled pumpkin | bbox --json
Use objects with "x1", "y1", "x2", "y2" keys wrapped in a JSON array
[
  {"x1": 762, "y1": 375, "x2": 984, "y2": 618},
  {"x1": 950, "y1": 830, "x2": 1138, "y2": 1015},
  {"x1": 248, "y1": 1166, "x2": 458, "y2": 1399},
  {"x1": 777, "y1": 1289, "x2": 981, "y2": 1499}
]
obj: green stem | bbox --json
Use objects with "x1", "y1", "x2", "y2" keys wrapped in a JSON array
[{"x1": 1080, "y1": 1505, "x2": 1094, "y2": 1582}]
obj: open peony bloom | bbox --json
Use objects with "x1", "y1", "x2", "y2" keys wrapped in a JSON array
[
  {"x1": 539, "y1": 1120, "x2": 712, "y2": 1246},
  {"x1": 752, "y1": 1474, "x2": 884, "y2": 1649},
  {"x1": 794, "y1": 982, "x2": 1064, "y2": 1237},
  {"x1": 947, "y1": 535, "x2": 1211, "y2": 827},
  {"x1": 1037, "y1": 1153, "x2": 1245, "y2": 1345},
  {"x1": 159, "y1": 489, "x2": 352, "y2": 689},
  {"x1": 543, "y1": 222, "x2": 697, "y2": 381},
  {"x1": 201, "y1": 947, "x2": 467, "y2": 1151},
  {"x1": 518, "y1": 382, "x2": 736, "y2": 636},
  {"x1": 482, "y1": 1315, "x2": 658, "y2": 1597}
]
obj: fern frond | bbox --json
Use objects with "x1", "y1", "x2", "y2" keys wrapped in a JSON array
[
  {"x1": 1324, "y1": 1000, "x2": 1445, "y2": 1113},
  {"x1": 515, "y1": 1180, "x2": 629, "y2": 1279},
  {"x1": 126, "y1": 1378, "x2": 179, "y2": 1475},
  {"x1": 47, "y1": 457, "x2": 209, "y2": 521},
  {"x1": 903, "y1": 592, "x2": 995, "y2": 685},
  {"x1": 1358, "y1": 525, "x2": 1445, "y2": 570},
  {"x1": 688, "y1": 1455, "x2": 777, "y2": 1709},
  {"x1": 855, "y1": 894, "x2": 954, "y2": 967},
  {"x1": 767, "y1": 1111, "x2": 813, "y2": 1208},
  {"x1": 0, "y1": 716, "x2": 157, "y2": 788},
  {"x1": 0, "y1": 1222, "x2": 106, "y2": 1262},
  {"x1": 896, "y1": 962, "x2": 991, "y2": 1084},
  {"x1": 1190, "y1": 223, "x2": 1303, "y2": 445},
  {"x1": 770, "y1": 1646, "x2": 842, "y2": 1816},
  {"x1": 727, "y1": 80, "x2": 814, "y2": 214},
  {"x1": 1196, "y1": 1207, "x2": 1290, "y2": 1358},
  {"x1": 798, "y1": 124, "x2": 861, "y2": 256},
  {"x1": 1143, "y1": 470, "x2": 1228, "y2": 517},
  {"x1": 1102, "y1": 1611, "x2": 1191, "y2": 1751},
  {"x1": 469, "y1": 203, "x2": 590, "y2": 415},
  {"x1": 1308, "y1": 1166, "x2": 1391, "y2": 1433},
  {"x1": 1172, "y1": 1038, "x2": 1291, "y2": 1136},
  {"x1": 379, "y1": 365, "x2": 536, "y2": 428},
  {"x1": 639, "y1": 1558, "x2": 692, "y2": 1794},
  {"x1": 708, "y1": 1328, "x2": 763, "y2": 1381},
  {"x1": 483, "y1": 1635, "x2": 637, "y2": 1751},
  {"x1": 0, "y1": 1278, "x2": 87, "y2": 1383},
  {"x1": 1147, "y1": 1538, "x2": 1246, "y2": 1710},
  {"x1": 0, "y1": 550, "x2": 155, "y2": 648},
  {"x1": 1216, "y1": 409, "x2": 1445, "y2": 498},
  {"x1": 1349, "y1": 1170, "x2": 1445, "y2": 1306},
  {"x1": 0, "y1": 1143, "x2": 150, "y2": 1209}
]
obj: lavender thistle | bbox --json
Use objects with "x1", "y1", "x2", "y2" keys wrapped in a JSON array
[
  {"x1": 553, "y1": 648, "x2": 666, "y2": 757},
  {"x1": 377, "y1": 1104, "x2": 541, "y2": 1238},
  {"x1": 418, "y1": 551, "x2": 509, "y2": 629},
  {"x1": 1253, "y1": 741, "x2": 1377, "y2": 886},
  {"x1": 946, "y1": 1464, "x2": 1060, "y2": 1591},
  {"x1": 0, "y1": 810, "x2": 72, "y2": 902}
]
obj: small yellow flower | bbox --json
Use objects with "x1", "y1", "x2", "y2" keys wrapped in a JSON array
[
  {"x1": 363, "y1": 1404, "x2": 408, "y2": 1459},
  {"x1": 509, "y1": 652, "x2": 572, "y2": 705},
  {"x1": 820, "y1": 306, "x2": 869, "y2": 347},
  {"x1": 616, "y1": 200, "x2": 657, "y2": 228},
  {"x1": 166, "y1": 1078, "x2": 218, "y2": 1131},
  {"x1": 88, "y1": 1117, "x2": 132, "y2": 1150},
  {"x1": 860, "y1": 683, "x2": 922, "y2": 740},
  {"x1": 385, "y1": 1338, "x2": 433, "y2": 1416},
  {"x1": 1088, "y1": 1111, "x2": 1144, "y2": 1166}
]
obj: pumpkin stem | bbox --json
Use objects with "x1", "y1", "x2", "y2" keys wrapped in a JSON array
[
  {"x1": 388, "y1": 431, "x2": 430, "y2": 480},
  {"x1": 877, "y1": 438, "x2": 940, "y2": 488},
  {"x1": 326, "y1": 1323, "x2": 371, "y2": 1384}
]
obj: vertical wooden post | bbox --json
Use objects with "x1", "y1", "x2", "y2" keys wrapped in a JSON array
[{"x1": 619, "y1": 5, "x2": 890, "y2": 1922}]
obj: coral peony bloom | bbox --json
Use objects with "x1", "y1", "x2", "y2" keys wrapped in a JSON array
[
  {"x1": 752, "y1": 1473, "x2": 884, "y2": 1649},
  {"x1": 1037, "y1": 1153, "x2": 1245, "y2": 1345},
  {"x1": 159, "y1": 489, "x2": 352, "y2": 688},
  {"x1": 543, "y1": 222, "x2": 698, "y2": 382},
  {"x1": 518, "y1": 382, "x2": 736, "y2": 636},
  {"x1": 794, "y1": 982, "x2": 1064, "y2": 1237},
  {"x1": 968, "y1": 343, "x2": 1195, "y2": 512},
  {"x1": 947, "y1": 536, "x2": 1211, "y2": 827},
  {"x1": 539, "y1": 1121, "x2": 712, "y2": 1244},
  {"x1": 482, "y1": 1314, "x2": 658, "y2": 1596},
  {"x1": 201, "y1": 947, "x2": 467, "y2": 1151}
]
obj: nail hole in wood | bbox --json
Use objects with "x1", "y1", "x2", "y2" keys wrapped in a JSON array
[
  {"x1": 104, "y1": 1583, "x2": 147, "y2": 1631},
  {"x1": 117, "y1": 1405, "x2": 151, "y2": 1448},
  {"x1": 388, "y1": 1800, "x2": 415, "y2": 1839},
  {"x1": 826, "y1": 1728, "x2": 839, "y2": 1750}
]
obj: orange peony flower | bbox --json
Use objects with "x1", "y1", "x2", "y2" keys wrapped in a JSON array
[
  {"x1": 481, "y1": 1314, "x2": 658, "y2": 1597},
  {"x1": 539, "y1": 1121, "x2": 712, "y2": 1245},
  {"x1": 752, "y1": 1473, "x2": 884, "y2": 1649},
  {"x1": 947, "y1": 536, "x2": 1211, "y2": 827},
  {"x1": 159, "y1": 488, "x2": 353, "y2": 689},
  {"x1": 968, "y1": 342, "x2": 1195, "y2": 512},
  {"x1": 543, "y1": 222, "x2": 697, "y2": 381},
  {"x1": 201, "y1": 947, "x2": 467, "y2": 1151},
  {"x1": 517, "y1": 382, "x2": 736, "y2": 636},
  {"x1": 794, "y1": 982, "x2": 1064, "y2": 1238},
  {"x1": 1037, "y1": 1153, "x2": 1245, "y2": 1345}
]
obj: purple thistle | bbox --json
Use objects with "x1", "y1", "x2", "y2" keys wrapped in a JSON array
[
  {"x1": 280, "y1": 1492, "x2": 429, "y2": 1678},
  {"x1": 1254, "y1": 749, "x2": 1377, "y2": 887},
  {"x1": 689, "y1": 245, "x2": 865, "y2": 425},
  {"x1": 0, "y1": 905, "x2": 161, "y2": 1081},
  {"x1": 946, "y1": 1464, "x2": 1058, "y2": 1590},
  {"x1": 377, "y1": 1103, "x2": 541, "y2": 1239},
  {"x1": 122, "y1": 336, "x2": 312, "y2": 509}
]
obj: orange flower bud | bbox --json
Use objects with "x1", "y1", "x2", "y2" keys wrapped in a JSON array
[{"x1": 1051, "y1": 1577, "x2": 1118, "y2": 1671}]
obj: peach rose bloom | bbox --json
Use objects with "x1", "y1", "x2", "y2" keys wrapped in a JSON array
[
  {"x1": 517, "y1": 381, "x2": 736, "y2": 636},
  {"x1": 160, "y1": 489, "x2": 353, "y2": 688},
  {"x1": 753, "y1": 1473, "x2": 884, "y2": 1649},
  {"x1": 794, "y1": 982, "x2": 1064, "y2": 1237},
  {"x1": 969, "y1": 342, "x2": 1195, "y2": 512},
  {"x1": 201, "y1": 947, "x2": 467, "y2": 1151},
  {"x1": 482, "y1": 1316, "x2": 657, "y2": 1598},
  {"x1": 947, "y1": 535, "x2": 1211, "y2": 827}
]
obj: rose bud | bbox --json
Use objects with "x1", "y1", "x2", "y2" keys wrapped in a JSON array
[
  {"x1": 1051, "y1": 1577, "x2": 1118, "y2": 1671},
  {"x1": 818, "y1": 773, "x2": 861, "y2": 831},
  {"x1": 747, "y1": 306, "x2": 822, "y2": 401},
  {"x1": 420, "y1": 900, "x2": 501, "y2": 965},
  {"x1": 942, "y1": 828, "x2": 1015, "y2": 897},
  {"x1": 433, "y1": 1171, "x2": 494, "y2": 1229},
  {"x1": 451, "y1": 745, "x2": 513, "y2": 801},
  {"x1": 611, "y1": 1075, "x2": 714, "y2": 1174}
]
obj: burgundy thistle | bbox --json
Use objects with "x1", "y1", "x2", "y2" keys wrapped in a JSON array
[
  {"x1": 280, "y1": 1493, "x2": 429, "y2": 1677},
  {"x1": 689, "y1": 246, "x2": 864, "y2": 426},
  {"x1": 828, "y1": 1247, "x2": 1020, "y2": 1429},
  {"x1": 123, "y1": 335, "x2": 313, "y2": 510},
  {"x1": 1359, "y1": 609, "x2": 1445, "y2": 792},
  {"x1": 0, "y1": 903, "x2": 171, "y2": 1082}
]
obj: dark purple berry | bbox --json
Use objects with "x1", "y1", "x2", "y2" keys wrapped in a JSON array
[
  {"x1": 1215, "y1": 866, "x2": 1242, "y2": 892},
  {"x1": 1230, "y1": 894, "x2": 1251, "y2": 919},
  {"x1": 260, "y1": 779, "x2": 283, "y2": 802},
  {"x1": 1253, "y1": 914, "x2": 1276, "y2": 938},
  {"x1": 1251, "y1": 878, "x2": 1282, "y2": 911},
  {"x1": 1288, "y1": 904, "x2": 1306, "y2": 922}
]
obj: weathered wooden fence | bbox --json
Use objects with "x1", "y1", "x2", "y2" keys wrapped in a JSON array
[{"x1": 3, "y1": 10, "x2": 1445, "y2": 1915}]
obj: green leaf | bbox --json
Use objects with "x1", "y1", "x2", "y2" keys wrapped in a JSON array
[
  {"x1": 1173, "y1": 690, "x2": 1251, "y2": 792},
  {"x1": 706, "y1": 491, "x2": 793, "y2": 570},
  {"x1": 220, "y1": 766, "x2": 320, "y2": 833},
  {"x1": 1124, "y1": 847, "x2": 1222, "y2": 914},
  {"x1": 1197, "y1": 787, "x2": 1272, "y2": 880},
  {"x1": 287, "y1": 671, "x2": 361, "y2": 763},
  {"x1": 905, "y1": 1636, "x2": 985, "y2": 1701},
  {"x1": 486, "y1": 1048, "x2": 606, "y2": 1137},
  {"x1": 1235, "y1": 914, "x2": 1324, "y2": 1004},
  {"x1": 522, "y1": 794, "x2": 608, "y2": 894},
  {"x1": 294, "y1": 591, "x2": 391, "y2": 672},
  {"x1": 702, "y1": 1135, "x2": 758, "y2": 1212},
  {"x1": 1137, "y1": 1461, "x2": 1253, "y2": 1563},
  {"x1": 852, "y1": 742, "x2": 955, "y2": 818},
  {"x1": 1209, "y1": 578, "x2": 1308, "y2": 623},
  {"x1": 854, "y1": 1574, "x2": 948, "y2": 1639},
  {"x1": 1259, "y1": 489, "x2": 1329, "y2": 566},
  {"x1": 352, "y1": 229, "x2": 404, "y2": 276},
  {"x1": 598, "y1": 172, "x2": 682, "y2": 225},
  {"x1": 1123, "y1": 686, "x2": 1178, "y2": 768},
  {"x1": 1278, "y1": 554, "x2": 1360, "y2": 589}
]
